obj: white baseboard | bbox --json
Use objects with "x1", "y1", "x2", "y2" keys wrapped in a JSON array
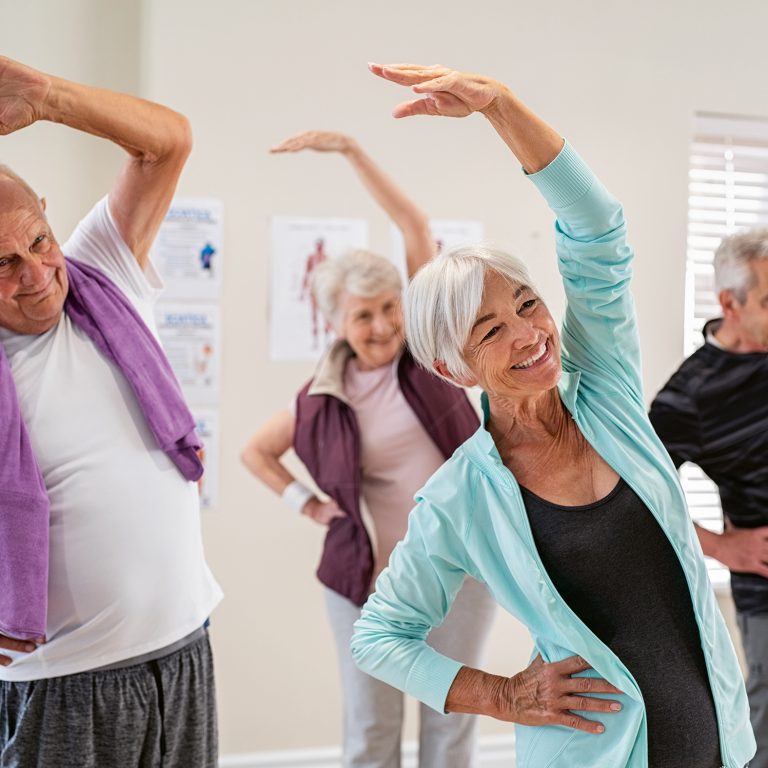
[{"x1": 219, "y1": 735, "x2": 516, "y2": 767}]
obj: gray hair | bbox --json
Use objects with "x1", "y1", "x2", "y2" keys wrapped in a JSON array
[
  {"x1": 311, "y1": 249, "x2": 402, "y2": 329},
  {"x1": 714, "y1": 229, "x2": 768, "y2": 302},
  {"x1": 0, "y1": 164, "x2": 41, "y2": 209},
  {"x1": 404, "y1": 245, "x2": 535, "y2": 383}
]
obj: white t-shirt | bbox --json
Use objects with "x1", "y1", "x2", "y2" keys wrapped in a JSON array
[{"x1": 0, "y1": 198, "x2": 223, "y2": 681}]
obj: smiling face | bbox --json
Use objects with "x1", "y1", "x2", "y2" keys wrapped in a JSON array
[
  {"x1": 338, "y1": 288, "x2": 404, "y2": 370},
  {"x1": 458, "y1": 270, "x2": 561, "y2": 400},
  {"x1": 0, "y1": 178, "x2": 68, "y2": 335}
]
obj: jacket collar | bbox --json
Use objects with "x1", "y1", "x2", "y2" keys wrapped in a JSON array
[{"x1": 307, "y1": 339, "x2": 354, "y2": 405}]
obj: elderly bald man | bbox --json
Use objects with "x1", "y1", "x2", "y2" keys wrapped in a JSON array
[{"x1": 0, "y1": 56, "x2": 221, "y2": 768}]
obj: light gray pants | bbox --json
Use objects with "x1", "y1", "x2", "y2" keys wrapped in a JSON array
[
  {"x1": 325, "y1": 578, "x2": 496, "y2": 768},
  {"x1": 738, "y1": 612, "x2": 768, "y2": 768}
]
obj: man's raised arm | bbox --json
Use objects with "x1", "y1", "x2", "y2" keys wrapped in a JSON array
[{"x1": 0, "y1": 55, "x2": 191, "y2": 267}]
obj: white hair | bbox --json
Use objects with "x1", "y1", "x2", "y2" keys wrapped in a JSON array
[
  {"x1": 311, "y1": 249, "x2": 402, "y2": 330},
  {"x1": 404, "y1": 244, "x2": 535, "y2": 384},
  {"x1": 714, "y1": 229, "x2": 768, "y2": 302}
]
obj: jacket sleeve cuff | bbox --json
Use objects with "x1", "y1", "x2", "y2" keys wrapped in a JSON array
[
  {"x1": 526, "y1": 140, "x2": 596, "y2": 210},
  {"x1": 406, "y1": 648, "x2": 465, "y2": 714}
]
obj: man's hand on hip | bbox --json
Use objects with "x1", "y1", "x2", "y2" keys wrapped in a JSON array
[
  {"x1": 714, "y1": 522, "x2": 768, "y2": 578},
  {"x1": 0, "y1": 634, "x2": 45, "y2": 666}
]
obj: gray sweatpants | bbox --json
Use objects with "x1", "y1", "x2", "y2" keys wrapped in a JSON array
[
  {"x1": 738, "y1": 612, "x2": 768, "y2": 768},
  {"x1": 0, "y1": 632, "x2": 217, "y2": 768},
  {"x1": 326, "y1": 577, "x2": 497, "y2": 768}
]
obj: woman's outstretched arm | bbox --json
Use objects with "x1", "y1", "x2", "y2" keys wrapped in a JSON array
[
  {"x1": 368, "y1": 63, "x2": 563, "y2": 172},
  {"x1": 271, "y1": 130, "x2": 434, "y2": 277}
]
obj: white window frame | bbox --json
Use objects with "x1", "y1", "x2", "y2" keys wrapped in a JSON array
[{"x1": 683, "y1": 111, "x2": 768, "y2": 588}]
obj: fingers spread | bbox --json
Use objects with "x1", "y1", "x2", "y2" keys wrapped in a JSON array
[
  {"x1": 411, "y1": 73, "x2": 458, "y2": 95},
  {"x1": 558, "y1": 713, "x2": 606, "y2": 734},
  {"x1": 392, "y1": 98, "x2": 439, "y2": 119},
  {"x1": 0, "y1": 636, "x2": 37, "y2": 653},
  {"x1": 563, "y1": 695, "x2": 622, "y2": 713},
  {"x1": 570, "y1": 675, "x2": 623, "y2": 695},
  {"x1": 555, "y1": 655, "x2": 593, "y2": 675},
  {"x1": 374, "y1": 64, "x2": 451, "y2": 87}
]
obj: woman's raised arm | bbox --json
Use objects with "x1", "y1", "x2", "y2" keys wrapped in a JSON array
[
  {"x1": 271, "y1": 130, "x2": 434, "y2": 277},
  {"x1": 368, "y1": 63, "x2": 563, "y2": 173}
]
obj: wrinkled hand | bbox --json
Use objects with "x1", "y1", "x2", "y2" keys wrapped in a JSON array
[
  {"x1": 498, "y1": 654, "x2": 622, "y2": 734},
  {"x1": 0, "y1": 633, "x2": 44, "y2": 667},
  {"x1": 270, "y1": 130, "x2": 354, "y2": 155},
  {"x1": 0, "y1": 56, "x2": 51, "y2": 135},
  {"x1": 715, "y1": 522, "x2": 768, "y2": 578},
  {"x1": 368, "y1": 62, "x2": 507, "y2": 120},
  {"x1": 303, "y1": 497, "x2": 347, "y2": 526}
]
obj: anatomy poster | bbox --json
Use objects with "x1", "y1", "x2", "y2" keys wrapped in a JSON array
[
  {"x1": 270, "y1": 216, "x2": 368, "y2": 361},
  {"x1": 152, "y1": 197, "x2": 224, "y2": 300},
  {"x1": 156, "y1": 303, "x2": 221, "y2": 405}
]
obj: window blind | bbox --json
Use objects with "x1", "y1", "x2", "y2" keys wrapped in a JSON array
[{"x1": 684, "y1": 112, "x2": 768, "y2": 587}]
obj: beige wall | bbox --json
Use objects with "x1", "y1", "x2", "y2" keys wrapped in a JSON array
[
  {"x1": 0, "y1": 0, "x2": 141, "y2": 236},
  {"x1": 2, "y1": 0, "x2": 765, "y2": 756}
]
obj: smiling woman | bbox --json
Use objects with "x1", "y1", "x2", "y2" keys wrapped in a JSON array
[
  {"x1": 241, "y1": 132, "x2": 496, "y2": 767},
  {"x1": 350, "y1": 62, "x2": 755, "y2": 768},
  {"x1": 311, "y1": 249, "x2": 403, "y2": 371}
]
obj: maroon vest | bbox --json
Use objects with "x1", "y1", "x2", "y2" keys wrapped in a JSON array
[{"x1": 294, "y1": 349, "x2": 479, "y2": 606}]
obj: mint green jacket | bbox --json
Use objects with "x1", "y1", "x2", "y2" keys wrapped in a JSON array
[{"x1": 351, "y1": 142, "x2": 755, "y2": 768}]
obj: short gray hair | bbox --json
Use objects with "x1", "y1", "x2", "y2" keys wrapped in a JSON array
[
  {"x1": 311, "y1": 249, "x2": 402, "y2": 329},
  {"x1": 714, "y1": 229, "x2": 768, "y2": 302},
  {"x1": 404, "y1": 245, "x2": 535, "y2": 383}
]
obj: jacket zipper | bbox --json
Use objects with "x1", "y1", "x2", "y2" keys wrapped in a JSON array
[
  {"x1": 569, "y1": 413, "x2": 733, "y2": 768},
  {"x1": 494, "y1": 461, "x2": 650, "y2": 765}
]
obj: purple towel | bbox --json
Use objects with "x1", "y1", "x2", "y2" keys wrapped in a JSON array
[{"x1": 0, "y1": 258, "x2": 203, "y2": 641}]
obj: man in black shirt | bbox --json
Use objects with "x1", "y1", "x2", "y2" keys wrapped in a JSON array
[{"x1": 650, "y1": 228, "x2": 768, "y2": 768}]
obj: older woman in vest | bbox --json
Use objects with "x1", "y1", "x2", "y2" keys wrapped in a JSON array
[
  {"x1": 351, "y1": 64, "x2": 755, "y2": 768},
  {"x1": 241, "y1": 132, "x2": 496, "y2": 768}
]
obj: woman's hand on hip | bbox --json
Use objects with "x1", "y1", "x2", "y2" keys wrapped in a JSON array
[
  {"x1": 303, "y1": 498, "x2": 347, "y2": 526},
  {"x1": 368, "y1": 62, "x2": 507, "y2": 120},
  {"x1": 501, "y1": 654, "x2": 623, "y2": 734}
]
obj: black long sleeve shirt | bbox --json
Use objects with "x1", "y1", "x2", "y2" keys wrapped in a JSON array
[{"x1": 649, "y1": 319, "x2": 768, "y2": 615}]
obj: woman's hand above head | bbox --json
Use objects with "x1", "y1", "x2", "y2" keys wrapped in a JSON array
[
  {"x1": 270, "y1": 130, "x2": 355, "y2": 156},
  {"x1": 368, "y1": 61, "x2": 562, "y2": 174},
  {"x1": 447, "y1": 654, "x2": 623, "y2": 735},
  {"x1": 368, "y1": 63, "x2": 506, "y2": 120},
  {"x1": 303, "y1": 497, "x2": 347, "y2": 526}
]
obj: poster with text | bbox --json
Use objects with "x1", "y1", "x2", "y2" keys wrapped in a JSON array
[
  {"x1": 390, "y1": 219, "x2": 485, "y2": 283},
  {"x1": 270, "y1": 216, "x2": 368, "y2": 361},
  {"x1": 152, "y1": 198, "x2": 224, "y2": 300},
  {"x1": 194, "y1": 408, "x2": 219, "y2": 510},
  {"x1": 156, "y1": 303, "x2": 221, "y2": 404}
]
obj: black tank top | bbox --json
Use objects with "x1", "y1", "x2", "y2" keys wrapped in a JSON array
[{"x1": 521, "y1": 478, "x2": 721, "y2": 768}]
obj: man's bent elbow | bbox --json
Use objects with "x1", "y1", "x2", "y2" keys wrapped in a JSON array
[{"x1": 170, "y1": 112, "x2": 193, "y2": 162}]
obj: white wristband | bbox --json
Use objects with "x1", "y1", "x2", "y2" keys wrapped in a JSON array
[{"x1": 282, "y1": 480, "x2": 315, "y2": 515}]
